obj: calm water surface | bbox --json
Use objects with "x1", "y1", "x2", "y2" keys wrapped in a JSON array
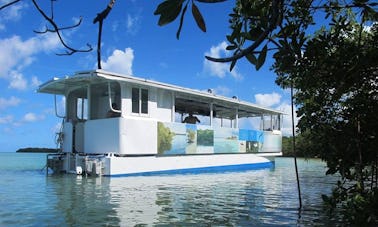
[{"x1": 0, "y1": 153, "x2": 340, "y2": 226}]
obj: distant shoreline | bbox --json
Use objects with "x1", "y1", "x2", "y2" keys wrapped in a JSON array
[{"x1": 16, "y1": 148, "x2": 59, "y2": 153}]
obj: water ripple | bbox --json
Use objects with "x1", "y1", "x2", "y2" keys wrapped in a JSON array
[{"x1": 0, "y1": 154, "x2": 342, "y2": 226}]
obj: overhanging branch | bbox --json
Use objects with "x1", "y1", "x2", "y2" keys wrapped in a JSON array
[
  {"x1": 205, "y1": 0, "x2": 282, "y2": 63},
  {"x1": 31, "y1": 0, "x2": 92, "y2": 55},
  {"x1": 0, "y1": 0, "x2": 21, "y2": 10}
]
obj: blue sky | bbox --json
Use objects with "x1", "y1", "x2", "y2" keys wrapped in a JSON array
[{"x1": 0, "y1": 0, "x2": 295, "y2": 152}]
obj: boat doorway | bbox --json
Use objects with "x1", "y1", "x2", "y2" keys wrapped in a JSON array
[{"x1": 64, "y1": 87, "x2": 88, "y2": 153}]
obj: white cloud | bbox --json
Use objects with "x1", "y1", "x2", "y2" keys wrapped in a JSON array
[
  {"x1": 23, "y1": 112, "x2": 37, "y2": 122},
  {"x1": 126, "y1": 14, "x2": 141, "y2": 35},
  {"x1": 203, "y1": 41, "x2": 243, "y2": 80},
  {"x1": 101, "y1": 48, "x2": 134, "y2": 75},
  {"x1": 31, "y1": 76, "x2": 42, "y2": 87},
  {"x1": 0, "y1": 96, "x2": 21, "y2": 109},
  {"x1": 8, "y1": 70, "x2": 27, "y2": 90},
  {"x1": 254, "y1": 92, "x2": 282, "y2": 107},
  {"x1": 0, "y1": 33, "x2": 61, "y2": 89},
  {"x1": 0, "y1": 115, "x2": 13, "y2": 124},
  {"x1": 0, "y1": 0, "x2": 27, "y2": 30},
  {"x1": 22, "y1": 112, "x2": 45, "y2": 123}
]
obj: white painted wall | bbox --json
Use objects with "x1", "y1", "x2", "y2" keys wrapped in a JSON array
[
  {"x1": 75, "y1": 122, "x2": 85, "y2": 153},
  {"x1": 120, "y1": 118, "x2": 157, "y2": 155},
  {"x1": 121, "y1": 83, "x2": 131, "y2": 116},
  {"x1": 83, "y1": 117, "x2": 158, "y2": 155},
  {"x1": 154, "y1": 89, "x2": 172, "y2": 122},
  {"x1": 120, "y1": 83, "x2": 172, "y2": 122},
  {"x1": 62, "y1": 122, "x2": 73, "y2": 153},
  {"x1": 84, "y1": 118, "x2": 121, "y2": 154}
]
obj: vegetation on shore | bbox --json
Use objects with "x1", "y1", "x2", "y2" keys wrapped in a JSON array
[
  {"x1": 16, "y1": 147, "x2": 59, "y2": 153},
  {"x1": 281, "y1": 132, "x2": 319, "y2": 158}
]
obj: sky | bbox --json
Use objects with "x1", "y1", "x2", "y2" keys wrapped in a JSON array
[{"x1": 0, "y1": 0, "x2": 296, "y2": 152}]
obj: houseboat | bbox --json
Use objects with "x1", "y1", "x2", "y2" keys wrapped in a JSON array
[{"x1": 38, "y1": 70, "x2": 283, "y2": 176}]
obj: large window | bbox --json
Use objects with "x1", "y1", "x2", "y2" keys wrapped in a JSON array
[
  {"x1": 67, "y1": 88, "x2": 88, "y2": 121},
  {"x1": 76, "y1": 97, "x2": 88, "y2": 120},
  {"x1": 132, "y1": 87, "x2": 148, "y2": 114}
]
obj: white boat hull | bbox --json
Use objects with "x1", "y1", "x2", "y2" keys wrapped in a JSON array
[
  {"x1": 105, "y1": 154, "x2": 274, "y2": 176},
  {"x1": 47, "y1": 153, "x2": 276, "y2": 177}
]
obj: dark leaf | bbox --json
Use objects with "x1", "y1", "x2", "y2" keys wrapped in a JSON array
[
  {"x1": 226, "y1": 35, "x2": 234, "y2": 43},
  {"x1": 230, "y1": 59, "x2": 237, "y2": 71},
  {"x1": 154, "y1": 0, "x2": 184, "y2": 26},
  {"x1": 246, "y1": 53, "x2": 257, "y2": 65},
  {"x1": 256, "y1": 45, "x2": 267, "y2": 70},
  {"x1": 230, "y1": 23, "x2": 242, "y2": 41},
  {"x1": 192, "y1": 2, "x2": 206, "y2": 32},
  {"x1": 176, "y1": 3, "x2": 188, "y2": 39},
  {"x1": 226, "y1": 44, "x2": 237, "y2": 50}
]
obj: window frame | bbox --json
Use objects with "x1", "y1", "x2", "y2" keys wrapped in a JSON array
[{"x1": 131, "y1": 87, "x2": 149, "y2": 115}]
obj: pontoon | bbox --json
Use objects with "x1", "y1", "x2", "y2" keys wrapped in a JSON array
[{"x1": 38, "y1": 70, "x2": 283, "y2": 176}]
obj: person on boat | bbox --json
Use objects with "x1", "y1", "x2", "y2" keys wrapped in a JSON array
[
  {"x1": 107, "y1": 103, "x2": 121, "y2": 118},
  {"x1": 183, "y1": 112, "x2": 200, "y2": 124}
]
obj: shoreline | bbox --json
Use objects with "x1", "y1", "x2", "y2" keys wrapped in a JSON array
[{"x1": 16, "y1": 148, "x2": 59, "y2": 153}]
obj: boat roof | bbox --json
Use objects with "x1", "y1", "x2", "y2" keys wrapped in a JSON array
[{"x1": 38, "y1": 70, "x2": 284, "y2": 118}]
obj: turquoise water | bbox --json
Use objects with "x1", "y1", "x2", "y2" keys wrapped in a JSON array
[{"x1": 0, "y1": 153, "x2": 341, "y2": 226}]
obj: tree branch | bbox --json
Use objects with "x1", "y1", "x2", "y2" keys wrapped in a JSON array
[
  {"x1": 0, "y1": 0, "x2": 21, "y2": 11},
  {"x1": 31, "y1": 0, "x2": 92, "y2": 55},
  {"x1": 93, "y1": 0, "x2": 116, "y2": 69},
  {"x1": 34, "y1": 17, "x2": 83, "y2": 34}
]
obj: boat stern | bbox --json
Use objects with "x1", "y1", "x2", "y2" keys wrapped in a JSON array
[{"x1": 46, "y1": 153, "x2": 108, "y2": 176}]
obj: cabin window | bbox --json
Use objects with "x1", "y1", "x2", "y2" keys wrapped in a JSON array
[
  {"x1": 77, "y1": 97, "x2": 88, "y2": 120},
  {"x1": 261, "y1": 114, "x2": 281, "y2": 131},
  {"x1": 132, "y1": 87, "x2": 149, "y2": 114},
  {"x1": 67, "y1": 88, "x2": 88, "y2": 122},
  {"x1": 141, "y1": 89, "x2": 148, "y2": 114},
  {"x1": 88, "y1": 82, "x2": 121, "y2": 120}
]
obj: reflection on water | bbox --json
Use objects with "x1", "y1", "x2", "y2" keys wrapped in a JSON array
[{"x1": 0, "y1": 154, "x2": 341, "y2": 226}]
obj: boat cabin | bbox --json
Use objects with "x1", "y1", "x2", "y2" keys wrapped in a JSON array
[{"x1": 39, "y1": 70, "x2": 283, "y2": 157}]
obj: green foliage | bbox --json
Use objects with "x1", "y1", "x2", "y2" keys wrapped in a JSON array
[
  {"x1": 281, "y1": 132, "x2": 320, "y2": 158},
  {"x1": 155, "y1": 0, "x2": 377, "y2": 72},
  {"x1": 197, "y1": 129, "x2": 214, "y2": 146},
  {"x1": 322, "y1": 185, "x2": 378, "y2": 225},
  {"x1": 157, "y1": 122, "x2": 174, "y2": 154},
  {"x1": 276, "y1": 22, "x2": 378, "y2": 224}
]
